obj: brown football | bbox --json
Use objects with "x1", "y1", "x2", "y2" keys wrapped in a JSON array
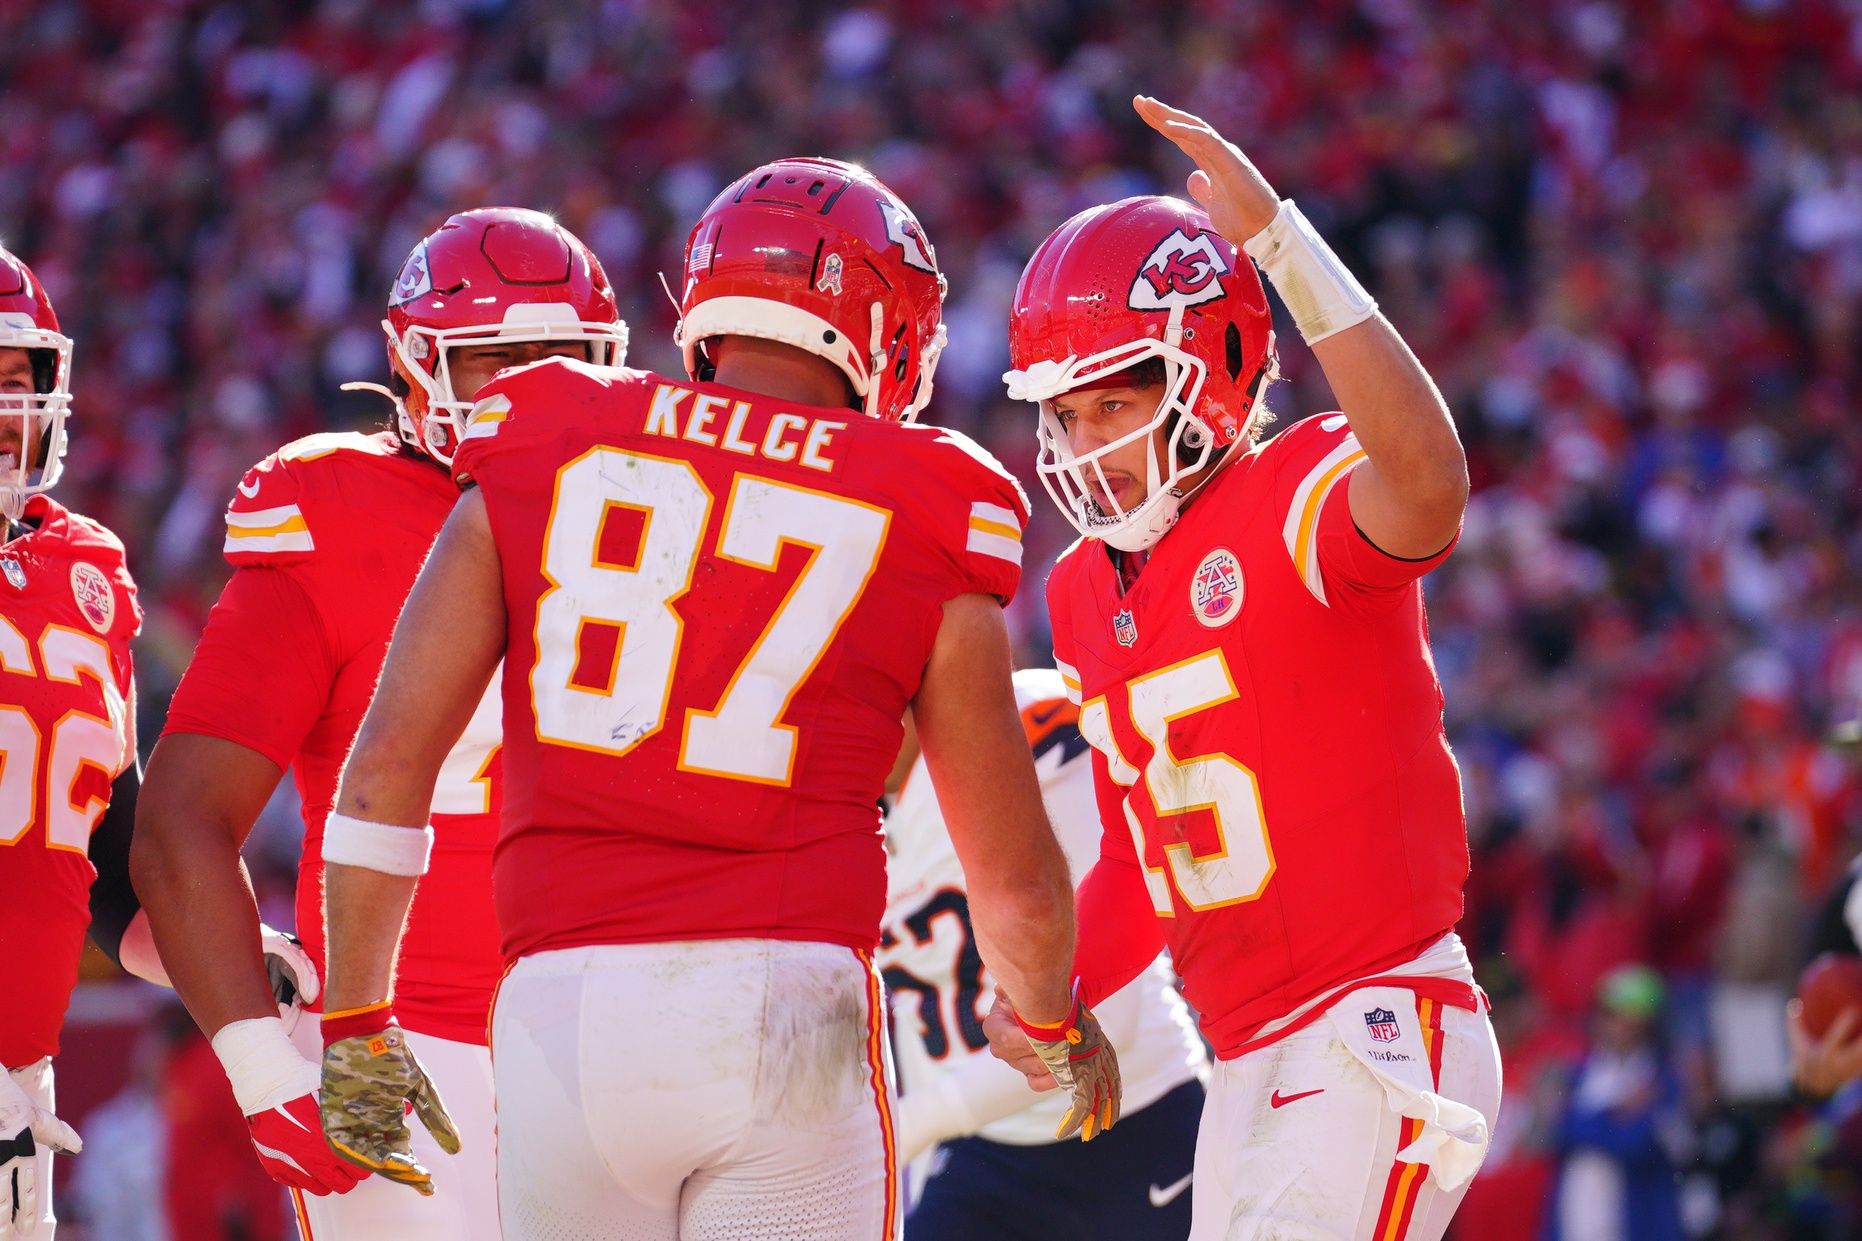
[{"x1": 1798, "y1": 952, "x2": 1862, "y2": 1038}]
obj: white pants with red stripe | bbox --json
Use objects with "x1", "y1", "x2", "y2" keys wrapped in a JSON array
[
  {"x1": 491, "y1": 939, "x2": 897, "y2": 1241},
  {"x1": 1190, "y1": 991, "x2": 1502, "y2": 1241},
  {"x1": 286, "y1": 1016, "x2": 500, "y2": 1241}
]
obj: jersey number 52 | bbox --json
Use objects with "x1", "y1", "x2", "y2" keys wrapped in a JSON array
[{"x1": 0, "y1": 619, "x2": 126, "y2": 853}]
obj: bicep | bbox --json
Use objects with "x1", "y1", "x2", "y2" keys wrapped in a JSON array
[
  {"x1": 1344, "y1": 457, "x2": 1463, "y2": 563},
  {"x1": 161, "y1": 566, "x2": 340, "y2": 770},
  {"x1": 137, "y1": 732, "x2": 286, "y2": 855}
]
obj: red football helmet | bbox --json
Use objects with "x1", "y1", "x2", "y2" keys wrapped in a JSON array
[
  {"x1": 358, "y1": 207, "x2": 627, "y2": 466},
  {"x1": 1005, "y1": 196, "x2": 1275, "y2": 551},
  {"x1": 0, "y1": 246, "x2": 74, "y2": 513},
  {"x1": 677, "y1": 157, "x2": 947, "y2": 422}
]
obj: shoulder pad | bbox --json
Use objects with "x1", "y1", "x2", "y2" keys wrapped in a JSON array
[
  {"x1": 56, "y1": 506, "x2": 143, "y2": 642},
  {"x1": 223, "y1": 432, "x2": 400, "y2": 566},
  {"x1": 920, "y1": 425, "x2": 1032, "y2": 518},
  {"x1": 452, "y1": 358, "x2": 628, "y2": 486}
]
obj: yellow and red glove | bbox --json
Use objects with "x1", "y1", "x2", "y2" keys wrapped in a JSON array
[
  {"x1": 1014, "y1": 986, "x2": 1122, "y2": 1141},
  {"x1": 319, "y1": 1001, "x2": 460, "y2": 1196}
]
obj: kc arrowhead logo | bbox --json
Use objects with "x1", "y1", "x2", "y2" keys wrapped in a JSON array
[{"x1": 1129, "y1": 229, "x2": 1232, "y2": 311}]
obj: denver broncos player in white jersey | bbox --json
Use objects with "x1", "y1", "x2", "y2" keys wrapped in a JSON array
[{"x1": 882, "y1": 668, "x2": 1205, "y2": 1238}]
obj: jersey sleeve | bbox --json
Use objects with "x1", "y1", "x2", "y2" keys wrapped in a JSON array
[
  {"x1": 923, "y1": 428, "x2": 1030, "y2": 606},
  {"x1": 223, "y1": 450, "x2": 319, "y2": 566},
  {"x1": 160, "y1": 565, "x2": 338, "y2": 771},
  {"x1": 1270, "y1": 413, "x2": 1458, "y2": 608}
]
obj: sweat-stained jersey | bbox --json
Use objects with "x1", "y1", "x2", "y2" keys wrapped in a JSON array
[
  {"x1": 0, "y1": 493, "x2": 140, "y2": 1067},
  {"x1": 161, "y1": 432, "x2": 503, "y2": 1044},
  {"x1": 450, "y1": 359, "x2": 1030, "y2": 961},
  {"x1": 1050, "y1": 413, "x2": 1472, "y2": 1058},
  {"x1": 881, "y1": 668, "x2": 1202, "y2": 1146}
]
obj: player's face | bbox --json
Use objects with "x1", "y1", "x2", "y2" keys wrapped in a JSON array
[
  {"x1": 448, "y1": 340, "x2": 591, "y2": 403},
  {"x1": 0, "y1": 348, "x2": 38, "y2": 475},
  {"x1": 1047, "y1": 384, "x2": 1167, "y2": 513}
]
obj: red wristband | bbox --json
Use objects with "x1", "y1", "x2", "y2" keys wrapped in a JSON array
[
  {"x1": 1013, "y1": 982, "x2": 1084, "y2": 1042},
  {"x1": 320, "y1": 999, "x2": 395, "y2": 1046}
]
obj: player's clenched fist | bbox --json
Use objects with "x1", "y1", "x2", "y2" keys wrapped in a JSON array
[
  {"x1": 320, "y1": 1002, "x2": 460, "y2": 1195},
  {"x1": 1003, "y1": 986, "x2": 1122, "y2": 1141}
]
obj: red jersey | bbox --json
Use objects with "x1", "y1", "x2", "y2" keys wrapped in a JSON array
[
  {"x1": 450, "y1": 360, "x2": 1029, "y2": 960},
  {"x1": 0, "y1": 494, "x2": 139, "y2": 1067},
  {"x1": 161, "y1": 432, "x2": 503, "y2": 1044},
  {"x1": 1051, "y1": 413, "x2": 1469, "y2": 1057}
]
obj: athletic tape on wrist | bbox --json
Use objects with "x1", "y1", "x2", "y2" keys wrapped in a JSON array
[
  {"x1": 210, "y1": 1015, "x2": 320, "y2": 1116},
  {"x1": 1243, "y1": 199, "x2": 1379, "y2": 345},
  {"x1": 321, "y1": 812, "x2": 433, "y2": 876}
]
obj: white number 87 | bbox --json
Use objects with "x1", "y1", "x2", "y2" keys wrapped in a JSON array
[{"x1": 531, "y1": 447, "x2": 889, "y2": 786}]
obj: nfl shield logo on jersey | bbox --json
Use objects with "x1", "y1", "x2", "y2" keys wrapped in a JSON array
[
  {"x1": 1114, "y1": 608, "x2": 1138, "y2": 647},
  {"x1": 1191, "y1": 547, "x2": 1244, "y2": 628},
  {"x1": 1364, "y1": 1007, "x2": 1401, "y2": 1043},
  {"x1": 1, "y1": 556, "x2": 23, "y2": 590}
]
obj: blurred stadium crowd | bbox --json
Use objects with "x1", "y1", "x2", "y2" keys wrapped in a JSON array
[{"x1": 5, "y1": 0, "x2": 1861, "y2": 1237}]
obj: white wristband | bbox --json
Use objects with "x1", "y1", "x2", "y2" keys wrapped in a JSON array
[
  {"x1": 210, "y1": 1015, "x2": 319, "y2": 1116},
  {"x1": 1242, "y1": 199, "x2": 1379, "y2": 345},
  {"x1": 321, "y1": 812, "x2": 433, "y2": 877}
]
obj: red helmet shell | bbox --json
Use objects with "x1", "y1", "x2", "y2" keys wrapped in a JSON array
[
  {"x1": 381, "y1": 207, "x2": 627, "y2": 464},
  {"x1": 1004, "y1": 197, "x2": 1277, "y2": 552},
  {"x1": 1007, "y1": 195, "x2": 1273, "y2": 443},
  {"x1": 0, "y1": 246, "x2": 74, "y2": 500},
  {"x1": 678, "y1": 158, "x2": 947, "y2": 422}
]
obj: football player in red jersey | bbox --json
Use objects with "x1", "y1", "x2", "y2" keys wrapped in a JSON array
[
  {"x1": 0, "y1": 247, "x2": 144, "y2": 1240},
  {"x1": 314, "y1": 158, "x2": 1115, "y2": 1240},
  {"x1": 983, "y1": 97, "x2": 1504, "y2": 1241},
  {"x1": 129, "y1": 208, "x2": 626, "y2": 1241}
]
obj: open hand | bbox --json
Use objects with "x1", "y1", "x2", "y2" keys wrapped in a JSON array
[{"x1": 1134, "y1": 95, "x2": 1281, "y2": 244}]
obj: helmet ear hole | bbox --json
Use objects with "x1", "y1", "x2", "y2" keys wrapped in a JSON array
[
  {"x1": 1225, "y1": 322, "x2": 1244, "y2": 383},
  {"x1": 27, "y1": 349, "x2": 56, "y2": 395}
]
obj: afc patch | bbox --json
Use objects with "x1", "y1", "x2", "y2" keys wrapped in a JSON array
[
  {"x1": 1364, "y1": 1007, "x2": 1401, "y2": 1043},
  {"x1": 1113, "y1": 608, "x2": 1138, "y2": 647},
  {"x1": 70, "y1": 560, "x2": 114, "y2": 633},
  {"x1": 1, "y1": 556, "x2": 24, "y2": 590},
  {"x1": 1191, "y1": 546, "x2": 1244, "y2": 628}
]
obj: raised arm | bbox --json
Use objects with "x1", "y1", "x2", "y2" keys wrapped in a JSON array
[{"x1": 1137, "y1": 94, "x2": 1469, "y2": 557}]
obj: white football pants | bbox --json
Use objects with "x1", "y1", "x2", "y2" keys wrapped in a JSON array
[
  {"x1": 491, "y1": 939, "x2": 897, "y2": 1241},
  {"x1": 287, "y1": 1014, "x2": 500, "y2": 1241},
  {"x1": 1190, "y1": 990, "x2": 1502, "y2": 1241}
]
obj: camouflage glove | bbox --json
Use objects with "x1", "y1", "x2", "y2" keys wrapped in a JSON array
[
  {"x1": 1014, "y1": 985, "x2": 1122, "y2": 1141},
  {"x1": 319, "y1": 1001, "x2": 460, "y2": 1195}
]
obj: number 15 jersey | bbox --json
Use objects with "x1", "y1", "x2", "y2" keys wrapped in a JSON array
[
  {"x1": 452, "y1": 359, "x2": 1029, "y2": 961},
  {"x1": 1050, "y1": 413, "x2": 1471, "y2": 1057}
]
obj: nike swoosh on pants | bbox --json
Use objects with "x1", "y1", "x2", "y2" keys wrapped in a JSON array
[{"x1": 1148, "y1": 1172, "x2": 1192, "y2": 1207}]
